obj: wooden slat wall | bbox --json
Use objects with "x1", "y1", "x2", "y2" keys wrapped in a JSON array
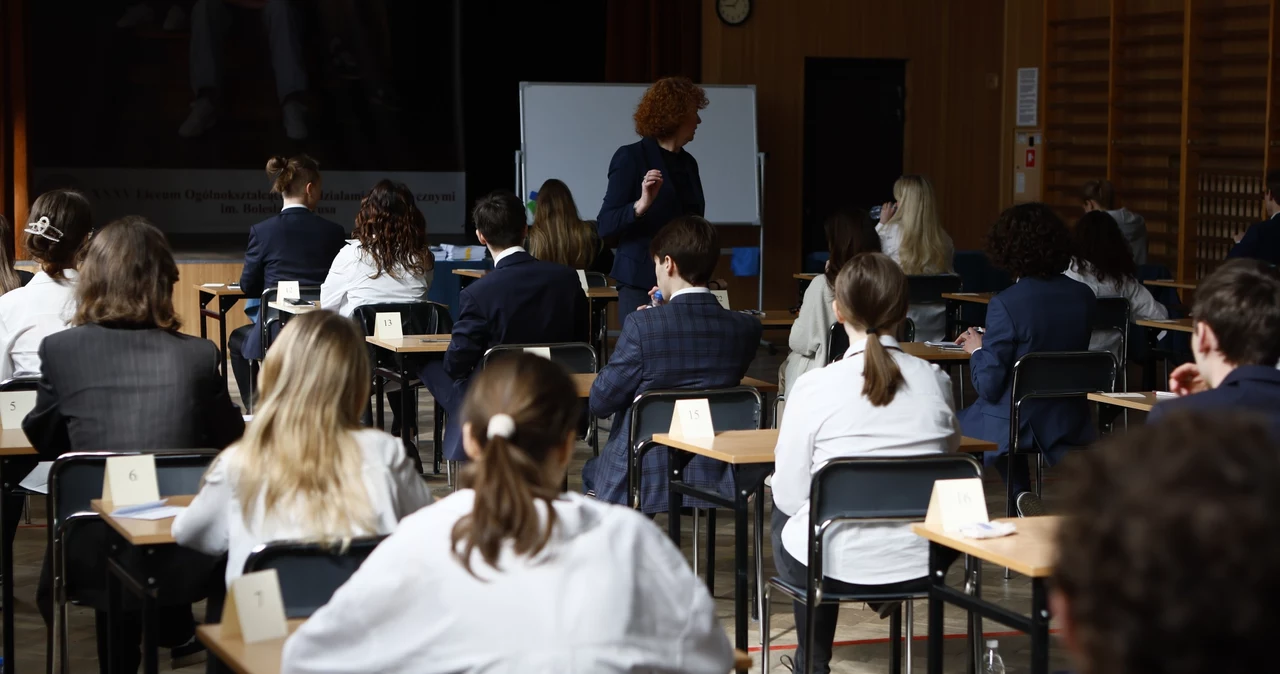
[{"x1": 174, "y1": 264, "x2": 251, "y2": 338}]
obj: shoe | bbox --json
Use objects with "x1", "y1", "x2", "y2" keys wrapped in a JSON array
[
  {"x1": 162, "y1": 4, "x2": 187, "y2": 31},
  {"x1": 282, "y1": 100, "x2": 308, "y2": 140},
  {"x1": 116, "y1": 3, "x2": 154, "y2": 28},
  {"x1": 1015, "y1": 492, "x2": 1046, "y2": 518},
  {"x1": 778, "y1": 654, "x2": 795, "y2": 672},
  {"x1": 178, "y1": 98, "x2": 217, "y2": 138},
  {"x1": 169, "y1": 636, "x2": 207, "y2": 669}
]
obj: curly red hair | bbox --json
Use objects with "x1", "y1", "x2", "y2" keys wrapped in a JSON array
[{"x1": 633, "y1": 77, "x2": 709, "y2": 139}]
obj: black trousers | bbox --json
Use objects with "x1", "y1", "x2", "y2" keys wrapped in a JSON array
[
  {"x1": 615, "y1": 284, "x2": 650, "y2": 327},
  {"x1": 228, "y1": 324, "x2": 255, "y2": 408}
]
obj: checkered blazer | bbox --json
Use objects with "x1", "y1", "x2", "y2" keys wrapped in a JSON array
[{"x1": 587, "y1": 292, "x2": 762, "y2": 513}]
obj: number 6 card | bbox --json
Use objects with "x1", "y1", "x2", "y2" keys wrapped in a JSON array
[{"x1": 102, "y1": 454, "x2": 161, "y2": 508}]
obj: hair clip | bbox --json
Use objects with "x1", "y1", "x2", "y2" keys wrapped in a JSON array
[
  {"x1": 486, "y1": 413, "x2": 516, "y2": 440},
  {"x1": 24, "y1": 216, "x2": 63, "y2": 243}
]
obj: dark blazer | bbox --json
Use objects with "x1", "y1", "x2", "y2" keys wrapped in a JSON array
[
  {"x1": 1148, "y1": 365, "x2": 1280, "y2": 429},
  {"x1": 596, "y1": 137, "x2": 704, "y2": 289},
  {"x1": 443, "y1": 250, "x2": 589, "y2": 380},
  {"x1": 1227, "y1": 213, "x2": 1280, "y2": 265},
  {"x1": 961, "y1": 275, "x2": 1097, "y2": 460},
  {"x1": 239, "y1": 207, "x2": 346, "y2": 359},
  {"x1": 586, "y1": 292, "x2": 762, "y2": 513},
  {"x1": 24, "y1": 324, "x2": 245, "y2": 457}
]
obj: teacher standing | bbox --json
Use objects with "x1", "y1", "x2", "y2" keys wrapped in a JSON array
[{"x1": 597, "y1": 77, "x2": 708, "y2": 322}]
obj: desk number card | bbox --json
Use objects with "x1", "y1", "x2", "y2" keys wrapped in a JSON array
[
  {"x1": 277, "y1": 281, "x2": 300, "y2": 302},
  {"x1": 524, "y1": 347, "x2": 552, "y2": 360},
  {"x1": 711, "y1": 289, "x2": 731, "y2": 310},
  {"x1": 222, "y1": 569, "x2": 288, "y2": 644},
  {"x1": 102, "y1": 455, "x2": 161, "y2": 508},
  {"x1": 924, "y1": 477, "x2": 989, "y2": 534},
  {"x1": 577, "y1": 270, "x2": 590, "y2": 294},
  {"x1": 669, "y1": 398, "x2": 715, "y2": 441},
  {"x1": 374, "y1": 312, "x2": 403, "y2": 339},
  {"x1": 0, "y1": 390, "x2": 36, "y2": 429}
]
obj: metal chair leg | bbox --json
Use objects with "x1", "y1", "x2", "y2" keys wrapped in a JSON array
[
  {"x1": 1034, "y1": 454, "x2": 1044, "y2": 498},
  {"x1": 692, "y1": 508, "x2": 700, "y2": 577},
  {"x1": 904, "y1": 600, "x2": 914, "y2": 674},
  {"x1": 888, "y1": 604, "x2": 902, "y2": 673},
  {"x1": 761, "y1": 584, "x2": 771, "y2": 674},
  {"x1": 705, "y1": 508, "x2": 717, "y2": 593}
]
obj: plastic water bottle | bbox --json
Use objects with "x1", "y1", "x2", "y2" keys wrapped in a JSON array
[
  {"x1": 650, "y1": 289, "x2": 664, "y2": 306},
  {"x1": 983, "y1": 640, "x2": 1006, "y2": 674}
]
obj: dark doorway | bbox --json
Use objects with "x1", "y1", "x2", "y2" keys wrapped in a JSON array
[{"x1": 802, "y1": 58, "x2": 906, "y2": 264}]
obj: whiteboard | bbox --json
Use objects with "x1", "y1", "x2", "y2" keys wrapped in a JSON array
[{"x1": 519, "y1": 83, "x2": 760, "y2": 225}]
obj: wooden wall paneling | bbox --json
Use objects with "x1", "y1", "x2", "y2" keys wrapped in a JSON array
[
  {"x1": 1109, "y1": 0, "x2": 1125, "y2": 177},
  {"x1": 4, "y1": 0, "x2": 30, "y2": 257},
  {"x1": 1044, "y1": 0, "x2": 1112, "y2": 221},
  {"x1": 999, "y1": 0, "x2": 1046, "y2": 209},
  {"x1": 174, "y1": 264, "x2": 251, "y2": 339},
  {"x1": 1265, "y1": 0, "x2": 1279, "y2": 177},
  {"x1": 1177, "y1": 0, "x2": 1201, "y2": 283}
]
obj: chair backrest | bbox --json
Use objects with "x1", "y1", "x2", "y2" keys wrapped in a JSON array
[
  {"x1": 826, "y1": 321, "x2": 916, "y2": 365},
  {"x1": 584, "y1": 272, "x2": 609, "y2": 288},
  {"x1": 482, "y1": 342, "x2": 597, "y2": 374},
  {"x1": 629, "y1": 386, "x2": 763, "y2": 450},
  {"x1": 0, "y1": 375, "x2": 39, "y2": 393},
  {"x1": 47, "y1": 450, "x2": 219, "y2": 532},
  {"x1": 243, "y1": 536, "x2": 386, "y2": 618},
  {"x1": 260, "y1": 285, "x2": 322, "y2": 353},
  {"x1": 1093, "y1": 296, "x2": 1131, "y2": 368},
  {"x1": 1009, "y1": 351, "x2": 1118, "y2": 450},
  {"x1": 352, "y1": 301, "x2": 454, "y2": 369},
  {"x1": 810, "y1": 454, "x2": 983, "y2": 526},
  {"x1": 906, "y1": 274, "x2": 963, "y2": 304}
]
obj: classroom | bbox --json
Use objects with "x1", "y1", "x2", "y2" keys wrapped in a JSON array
[{"x1": 2, "y1": 0, "x2": 1279, "y2": 673}]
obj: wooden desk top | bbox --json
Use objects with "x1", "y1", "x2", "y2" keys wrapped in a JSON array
[
  {"x1": 586, "y1": 287, "x2": 618, "y2": 299},
  {"x1": 1135, "y1": 317, "x2": 1194, "y2": 333},
  {"x1": 1143, "y1": 279, "x2": 1197, "y2": 290},
  {"x1": 195, "y1": 284, "x2": 246, "y2": 297},
  {"x1": 653, "y1": 429, "x2": 998, "y2": 464},
  {"x1": 900, "y1": 342, "x2": 971, "y2": 362},
  {"x1": 1088, "y1": 391, "x2": 1162, "y2": 412},
  {"x1": 941, "y1": 292, "x2": 995, "y2": 305},
  {"x1": 912, "y1": 516, "x2": 1059, "y2": 578},
  {"x1": 266, "y1": 301, "x2": 318, "y2": 315},
  {"x1": 452, "y1": 268, "x2": 487, "y2": 279},
  {"x1": 197, "y1": 619, "x2": 305, "y2": 674},
  {"x1": 793, "y1": 273, "x2": 817, "y2": 281},
  {"x1": 365, "y1": 335, "x2": 451, "y2": 353},
  {"x1": 570, "y1": 374, "x2": 779, "y2": 398},
  {"x1": 91, "y1": 495, "x2": 194, "y2": 546},
  {"x1": 0, "y1": 428, "x2": 35, "y2": 454},
  {"x1": 759, "y1": 311, "x2": 796, "y2": 327}
]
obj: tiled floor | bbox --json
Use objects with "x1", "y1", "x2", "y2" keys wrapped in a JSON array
[{"x1": 1, "y1": 343, "x2": 1076, "y2": 673}]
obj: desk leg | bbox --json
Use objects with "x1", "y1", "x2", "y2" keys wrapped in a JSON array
[
  {"x1": 667, "y1": 448, "x2": 682, "y2": 546},
  {"x1": 927, "y1": 541, "x2": 945, "y2": 674},
  {"x1": 0, "y1": 458, "x2": 12, "y2": 674},
  {"x1": 198, "y1": 291, "x2": 210, "y2": 341},
  {"x1": 106, "y1": 543, "x2": 122, "y2": 674},
  {"x1": 397, "y1": 354, "x2": 421, "y2": 474},
  {"x1": 375, "y1": 373, "x2": 385, "y2": 429},
  {"x1": 218, "y1": 296, "x2": 234, "y2": 384},
  {"x1": 733, "y1": 486, "x2": 748, "y2": 653},
  {"x1": 142, "y1": 584, "x2": 159, "y2": 674},
  {"x1": 1029, "y1": 578, "x2": 1050, "y2": 674}
]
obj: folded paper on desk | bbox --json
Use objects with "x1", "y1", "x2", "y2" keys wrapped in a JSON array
[
  {"x1": 959, "y1": 521, "x2": 1017, "y2": 539},
  {"x1": 201, "y1": 283, "x2": 224, "y2": 288},
  {"x1": 924, "y1": 341, "x2": 964, "y2": 349},
  {"x1": 18, "y1": 461, "x2": 52, "y2": 495},
  {"x1": 1155, "y1": 391, "x2": 1178, "y2": 399},
  {"x1": 1103, "y1": 392, "x2": 1146, "y2": 399},
  {"x1": 111, "y1": 500, "x2": 186, "y2": 520}
]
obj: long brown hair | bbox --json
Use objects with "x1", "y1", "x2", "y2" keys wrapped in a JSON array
[
  {"x1": 0, "y1": 216, "x2": 24, "y2": 295},
  {"x1": 266, "y1": 155, "x2": 321, "y2": 198},
  {"x1": 823, "y1": 208, "x2": 882, "y2": 288},
  {"x1": 73, "y1": 216, "x2": 181, "y2": 331},
  {"x1": 834, "y1": 253, "x2": 909, "y2": 406},
  {"x1": 353, "y1": 180, "x2": 434, "y2": 278},
  {"x1": 451, "y1": 353, "x2": 580, "y2": 577},
  {"x1": 528, "y1": 179, "x2": 596, "y2": 270},
  {"x1": 25, "y1": 189, "x2": 94, "y2": 280}
]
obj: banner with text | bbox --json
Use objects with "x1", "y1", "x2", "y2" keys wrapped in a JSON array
[{"x1": 32, "y1": 169, "x2": 466, "y2": 234}]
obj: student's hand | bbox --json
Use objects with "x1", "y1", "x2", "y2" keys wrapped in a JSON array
[
  {"x1": 634, "y1": 170, "x2": 664, "y2": 216},
  {"x1": 956, "y1": 327, "x2": 983, "y2": 353},
  {"x1": 646, "y1": 286, "x2": 665, "y2": 307},
  {"x1": 1168, "y1": 363, "x2": 1208, "y2": 397},
  {"x1": 878, "y1": 202, "x2": 898, "y2": 224},
  {"x1": 1233, "y1": 230, "x2": 1246, "y2": 244}
]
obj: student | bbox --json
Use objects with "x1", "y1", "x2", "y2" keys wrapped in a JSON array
[
  {"x1": 418, "y1": 191, "x2": 587, "y2": 463},
  {"x1": 1227, "y1": 169, "x2": 1280, "y2": 264},
  {"x1": 0, "y1": 189, "x2": 94, "y2": 379},
  {"x1": 1148, "y1": 259, "x2": 1280, "y2": 424},
  {"x1": 955, "y1": 203, "x2": 1096, "y2": 495},
  {"x1": 876, "y1": 175, "x2": 954, "y2": 341},
  {"x1": 585, "y1": 215, "x2": 762, "y2": 513},
  {"x1": 527, "y1": 178, "x2": 613, "y2": 275},
  {"x1": 1065, "y1": 210, "x2": 1168, "y2": 362},
  {"x1": 1053, "y1": 412, "x2": 1280, "y2": 674},
  {"x1": 1082, "y1": 178, "x2": 1148, "y2": 265},
  {"x1": 780, "y1": 208, "x2": 881, "y2": 392},
  {"x1": 23, "y1": 216, "x2": 244, "y2": 673},
  {"x1": 320, "y1": 179, "x2": 434, "y2": 317},
  {"x1": 773, "y1": 252, "x2": 960, "y2": 674},
  {"x1": 0, "y1": 215, "x2": 33, "y2": 291},
  {"x1": 174, "y1": 310, "x2": 433, "y2": 585},
  {"x1": 230, "y1": 155, "x2": 346, "y2": 405},
  {"x1": 282, "y1": 354, "x2": 734, "y2": 674}
]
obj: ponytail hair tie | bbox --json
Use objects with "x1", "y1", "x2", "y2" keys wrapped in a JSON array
[
  {"x1": 486, "y1": 413, "x2": 516, "y2": 440},
  {"x1": 24, "y1": 216, "x2": 63, "y2": 243}
]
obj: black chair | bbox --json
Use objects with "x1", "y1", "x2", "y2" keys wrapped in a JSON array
[
  {"x1": 584, "y1": 272, "x2": 609, "y2": 288},
  {"x1": 906, "y1": 274, "x2": 963, "y2": 305},
  {"x1": 482, "y1": 342, "x2": 600, "y2": 461},
  {"x1": 352, "y1": 301, "x2": 453, "y2": 473},
  {"x1": 242, "y1": 537, "x2": 386, "y2": 618},
  {"x1": 629, "y1": 387, "x2": 762, "y2": 589},
  {"x1": 584, "y1": 271, "x2": 611, "y2": 363},
  {"x1": 248, "y1": 285, "x2": 321, "y2": 412},
  {"x1": 763, "y1": 454, "x2": 982, "y2": 674},
  {"x1": 47, "y1": 450, "x2": 217, "y2": 674},
  {"x1": 1092, "y1": 296, "x2": 1131, "y2": 390},
  {"x1": 825, "y1": 319, "x2": 916, "y2": 365}
]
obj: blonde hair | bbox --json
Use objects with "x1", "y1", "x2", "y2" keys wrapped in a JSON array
[
  {"x1": 528, "y1": 179, "x2": 597, "y2": 270},
  {"x1": 887, "y1": 175, "x2": 952, "y2": 275},
  {"x1": 226, "y1": 311, "x2": 376, "y2": 538}
]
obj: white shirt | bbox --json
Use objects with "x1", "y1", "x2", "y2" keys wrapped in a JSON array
[
  {"x1": 172, "y1": 428, "x2": 433, "y2": 586},
  {"x1": 492, "y1": 245, "x2": 526, "y2": 266},
  {"x1": 1064, "y1": 259, "x2": 1168, "y2": 361},
  {"x1": 282, "y1": 491, "x2": 733, "y2": 674},
  {"x1": 773, "y1": 335, "x2": 961, "y2": 585},
  {"x1": 669, "y1": 286, "x2": 711, "y2": 300},
  {"x1": 281, "y1": 203, "x2": 309, "y2": 212},
  {"x1": 320, "y1": 242, "x2": 433, "y2": 318},
  {"x1": 782, "y1": 277, "x2": 837, "y2": 391},
  {"x1": 0, "y1": 270, "x2": 78, "y2": 379}
]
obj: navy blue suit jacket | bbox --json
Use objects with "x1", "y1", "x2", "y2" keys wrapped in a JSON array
[
  {"x1": 1227, "y1": 213, "x2": 1280, "y2": 265},
  {"x1": 596, "y1": 137, "x2": 705, "y2": 289},
  {"x1": 961, "y1": 275, "x2": 1097, "y2": 459},
  {"x1": 443, "y1": 250, "x2": 588, "y2": 380},
  {"x1": 239, "y1": 208, "x2": 346, "y2": 359},
  {"x1": 1148, "y1": 366, "x2": 1280, "y2": 430},
  {"x1": 585, "y1": 292, "x2": 762, "y2": 513}
]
